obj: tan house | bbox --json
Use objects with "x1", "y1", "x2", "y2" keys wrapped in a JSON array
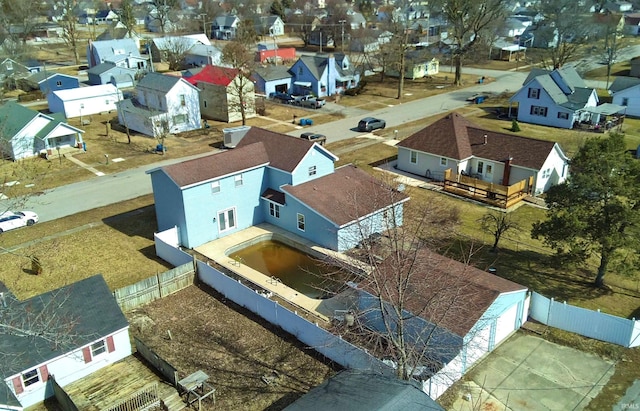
[{"x1": 186, "y1": 65, "x2": 255, "y2": 123}]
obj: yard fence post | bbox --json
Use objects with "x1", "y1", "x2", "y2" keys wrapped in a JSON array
[
  {"x1": 548, "y1": 297, "x2": 554, "y2": 325},
  {"x1": 157, "y1": 273, "x2": 162, "y2": 298}
]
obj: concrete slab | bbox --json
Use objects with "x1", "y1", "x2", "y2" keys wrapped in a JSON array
[{"x1": 450, "y1": 333, "x2": 616, "y2": 410}]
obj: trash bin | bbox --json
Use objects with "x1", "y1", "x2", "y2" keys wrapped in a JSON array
[
  {"x1": 82, "y1": 142, "x2": 87, "y2": 151},
  {"x1": 306, "y1": 119, "x2": 313, "y2": 125},
  {"x1": 156, "y1": 144, "x2": 164, "y2": 152},
  {"x1": 475, "y1": 96, "x2": 485, "y2": 104},
  {"x1": 299, "y1": 118, "x2": 306, "y2": 125}
]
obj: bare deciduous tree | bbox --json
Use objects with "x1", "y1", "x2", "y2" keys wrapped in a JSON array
[
  {"x1": 435, "y1": 0, "x2": 508, "y2": 86},
  {"x1": 55, "y1": 0, "x2": 82, "y2": 64},
  {"x1": 221, "y1": 41, "x2": 256, "y2": 125},
  {"x1": 315, "y1": 176, "x2": 493, "y2": 382},
  {"x1": 160, "y1": 37, "x2": 192, "y2": 71},
  {"x1": 479, "y1": 210, "x2": 519, "y2": 252},
  {"x1": 149, "y1": 0, "x2": 179, "y2": 34}
]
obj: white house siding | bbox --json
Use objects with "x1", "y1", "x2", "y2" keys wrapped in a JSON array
[
  {"x1": 48, "y1": 86, "x2": 123, "y2": 118},
  {"x1": 535, "y1": 145, "x2": 568, "y2": 194},
  {"x1": 336, "y1": 203, "x2": 405, "y2": 252},
  {"x1": 5, "y1": 328, "x2": 131, "y2": 408},
  {"x1": 396, "y1": 147, "x2": 455, "y2": 180},
  {"x1": 612, "y1": 87, "x2": 640, "y2": 117},
  {"x1": 508, "y1": 166, "x2": 536, "y2": 192},
  {"x1": 11, "y1": 116, "x2": 51, "y2": 160},
  {"x1": 513, "y1": 80, "x2": 598, "y2": 129}
]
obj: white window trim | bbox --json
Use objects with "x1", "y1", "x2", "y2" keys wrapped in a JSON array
[
  {"x1": 211, "y1": 181, "x2": 220, "y2": 194},
  {"x1": 218, "y1": 207, "x2": 237, "y2": 233},
  {"x1": 309, "y1": 165, "x2": 317, "y2": 176},
  {"x1": 234, "y1": 174, "x2": 243, "y2": 187},
  {"x1": 22, "y1": 368, "x2": 41, "y2": 389},
  {"x1": 269, "y1": 202, "x2": 280, "y2": 218},
  {"x1": 440, "y1": 157, "x2": 447, "y2": 167},
  {"x1": 297, "y1": 213, "x2": 305, "y2": 231},
  {"x1": 410, "y1": 151, "x2": 417, "y2": 164},
  {"x1": 91, "y1": 340, "x2": 108, "y2": 359}
]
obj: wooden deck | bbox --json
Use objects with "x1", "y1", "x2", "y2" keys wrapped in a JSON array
[{"x1": 63, "y1": 355, "x2": 185, "y2": 411}]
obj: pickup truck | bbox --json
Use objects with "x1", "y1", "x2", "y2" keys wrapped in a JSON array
[
  {"x1": 301, "y1": 98, "x2": 325, "y2": 109},
  {"x1": 291, "y1": 95, "x2": 313, "y2": 105}
]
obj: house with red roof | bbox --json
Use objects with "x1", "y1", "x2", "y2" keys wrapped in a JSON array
[
  {"x1": 396, "y1": 112, "x2": 569, "y2": 197},
  {"x1": 185, "y1": 65, "x2": 256, "y2": 123},
  {"x1": 146, "y1": 127, "x2": 408, "y2": 251}
]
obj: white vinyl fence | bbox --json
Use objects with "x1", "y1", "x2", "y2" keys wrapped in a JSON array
[{"x1": 529, "y1": 291, "x2": 640, "y2": 348}]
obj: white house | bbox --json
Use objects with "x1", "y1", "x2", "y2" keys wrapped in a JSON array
[
  {"x1": 116, "y1": 72, "x2": 201, "y2": 137},
  {"x1": 0, "y1": 275, "x2": 131, "y2": 410},
  {"x1": 48, "y1": 85, "x2": 123, "y2": 118},
  {"x1": 87, "y1": 39, "x2": 148, "y2": 71},
  {"x1": 0, "y1": 102, "x2": 84, "y2": 160},
  {"x1": 609, "y1": 76, "x2": 639, "y2": 117},
  {"x1": 509, "y1": 67, "x2": 599, "y2": 129},
  {"x1": 184, "y1": 44, "x2": 224, "y2": 67},
  {"x1": 396, "y1": 112, "x2": 570, "y2": 196}
]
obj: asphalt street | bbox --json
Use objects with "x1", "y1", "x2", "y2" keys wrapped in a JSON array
[{"x1": 8, "y1": 48, "x2": 640, "y2": 223}]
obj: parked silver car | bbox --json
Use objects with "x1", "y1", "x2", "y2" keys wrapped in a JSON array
[
  {"x1": 301, "y1": 98, "x2": 326, "y2": 109},
  {"x1": 357, "y1": 117, "x2": 386, "y2": 132}
]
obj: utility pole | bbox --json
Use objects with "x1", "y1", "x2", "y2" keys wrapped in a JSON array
[
  {"x1": 320, "y1": 31, "x2": 322, "y2": 53},
  {"x1": 339, "y1": 20, "x2": 346, "y2": 52},
  {"x1": 199, "y1": 13, "x2": 207, "y2": 38}
]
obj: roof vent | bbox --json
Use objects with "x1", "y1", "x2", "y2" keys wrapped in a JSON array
[{"x1": 483, "y1": 134, "x2": 488, "y2": 145}]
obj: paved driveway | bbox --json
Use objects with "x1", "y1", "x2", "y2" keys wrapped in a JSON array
[{"x1": 450, "y1": 332, "x2": 615, "y2": 410}]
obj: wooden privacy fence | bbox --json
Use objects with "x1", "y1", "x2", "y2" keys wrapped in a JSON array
[
  {"x1": 443, "y1": 169, "x2": 532, "y2": 208},
  {"x1": 135, "y1": 337, "x2": 179, "y2": 387},
  {"x1": 50, "y1": 375, "x2": 79, "y2": 411},
  {"x1": 113, "y1": 262, "x2": 195, "y2": 311}
]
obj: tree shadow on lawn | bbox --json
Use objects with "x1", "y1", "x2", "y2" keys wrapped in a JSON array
[{"x1": 443, "y1": 237, "x2": 610, "y2": 302}]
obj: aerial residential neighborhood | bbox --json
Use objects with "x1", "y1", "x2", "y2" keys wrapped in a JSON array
[{"x1": 1, "y1": 0, "x2": 640, "y2": 410}]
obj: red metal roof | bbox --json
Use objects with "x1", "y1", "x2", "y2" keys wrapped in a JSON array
[{"x1": 185, "y1": 65, "x2": 239, "y2": 87}]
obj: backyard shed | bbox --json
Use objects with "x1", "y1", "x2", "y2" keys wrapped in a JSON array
[{"x1": 48, "y1": 84, "x2": 123, "y2": 118}]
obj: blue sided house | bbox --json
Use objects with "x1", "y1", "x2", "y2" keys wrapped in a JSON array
[{"x1": 147, "y1": 127, "x2": 408, "y2": 252}]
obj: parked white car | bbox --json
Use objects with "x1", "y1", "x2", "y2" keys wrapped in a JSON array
[{"x1": 0, "y1": 211, "x2": 39, "y2": 233}]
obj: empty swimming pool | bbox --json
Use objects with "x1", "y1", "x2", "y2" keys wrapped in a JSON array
[{"x1": 229, "y1": 239, "x2": 341, "y2": 299}]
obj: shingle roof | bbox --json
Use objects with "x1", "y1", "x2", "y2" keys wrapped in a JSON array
[
  {"x1": 91, "y1": 38, "x2": 141, "y2": 62},
  {"x1": 253, "y1": 65, "x2": 293, "y2": 81},
  {"x1": 609, "y1": 76, "x2": 640, "y2": 93},
  {"x1": 0, "y1": 275, "x2": 128, "y2": 378},
  {"x1": 236, "y1": 127, "x2": 318, "y2": 172},
  {"x1": 367, "y1": 248, "x2": 526, "y2": 338},
  {"x1": 397, "y1": 112, "x2": 558, "y2": 170},
  {"x1": 284, "y1": 370, "x2": 444, "y2": 411},
  {"x1": 137, "y1": 72, "x2": 182, "y2": 93},
  {"x1": 522, "y1": 67, "x2": 593, "y2": 109},
  {"x1": 282, "y1": 164, "x2": 409, "y2": 227},
  {"x1": 185, "y1": 65, "x2": 238, "y2": 87},
  {"x1": 0, "y1": 101, "x2": 41, "y2": 141},
  {"x1": 160, "y1": 142, "x2": 270, "y2": 188}
]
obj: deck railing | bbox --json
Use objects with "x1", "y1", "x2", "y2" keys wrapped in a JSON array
[
  {"x1": 443, "y1": 169, "x2": 533, "y2": 208},
  {"x1": 103, "y1": 382, "x2": 160, "y2": 411}
]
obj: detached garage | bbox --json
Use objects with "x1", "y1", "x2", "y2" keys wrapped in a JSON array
[{"x1": 48, "y1": 84, "x2": 123, "y2": 118}]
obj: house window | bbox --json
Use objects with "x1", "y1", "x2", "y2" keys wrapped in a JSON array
[
  {"x1": 269, "y1": 202, "x2": 280, "y2": 218},
  {"x1": 297, "y1": 213, "x2": 305, "y2": 231},
  {"x1": 218, "y1": 208, "x2": 236, "y2": 232},
  {"x1": 622, "y1": 98, "x2": 629, "y2": 106},
  {"x1": 440, "y1": 157, "x2": 447, "y2": 166},
  {"x1": 204, "y1": 100, "x2": 208, "y2": 108},
  {"x1": 5, "y1": 61, "x2": 12, "y2": 70},
  {"x1": 137, "y1": 61, "x2": 144, "y2": 69},
  {"x1": 542, "y1": 168, "x2": 551, "y2": 178},
  {"x1": 22, "y1": 369, "x2": 40, "y2": 388},
  {"x1": 528, "y1": 88, "x2": 540, "y2": 99},
  {"x1": 558, "y1": 112, "x2": 569, "y2": 119},
  {"x1": 486, "y1": 164, "x2": 493, "y2": 175},
  {"x1": 180, "y1": 94, "x2": 186, "y2": 106},
  {"x1": 477, "y1": 161, "x2": 484, "y2": 174},
  {"x1": 91, "y1": 340, "x2": 107, "y2": 357},
  {"x1": 234, "y1": 174, "x2": 243, "y2": 187},
  {"x1": 56, "y1": 80, "x2": 62, "y2": 87},
  {"x1": 173, "y1": 114, "x2": 187, "y2": 124},
  {"x1": 298, "y1": 67, "x2": 303, "y2": 75},
  {"x1": 309, "y1": 165, "x2": 317, "y2": 176},
  {"x1": 530, "y1": 105, "x2": 547, "y2": 117},
  {"x1": 211, "y1": 181, "x2": 220, "y2": 194},
  {"x1": 410, "y1": 151, "x2": 417, "y2": 164}
]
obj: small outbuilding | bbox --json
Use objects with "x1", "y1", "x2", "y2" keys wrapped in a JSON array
[{"x1": 48, "y1": 84, "x2": 123, "y2": 118}]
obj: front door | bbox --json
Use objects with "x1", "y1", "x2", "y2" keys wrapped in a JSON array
[{"x1": 218, "y1": 208, "x2": 236, "y2": 233}]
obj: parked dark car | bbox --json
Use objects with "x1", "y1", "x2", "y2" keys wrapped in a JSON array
[
  {"x1": 300, "y1": 132, "x2": 326, "y2": 145},
  {"x1": 357, "y1": 117, "x2": 386, "y2": 132},
  {"x1": 269, "y1": 92, "x2": 294, "y2": 104}
]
